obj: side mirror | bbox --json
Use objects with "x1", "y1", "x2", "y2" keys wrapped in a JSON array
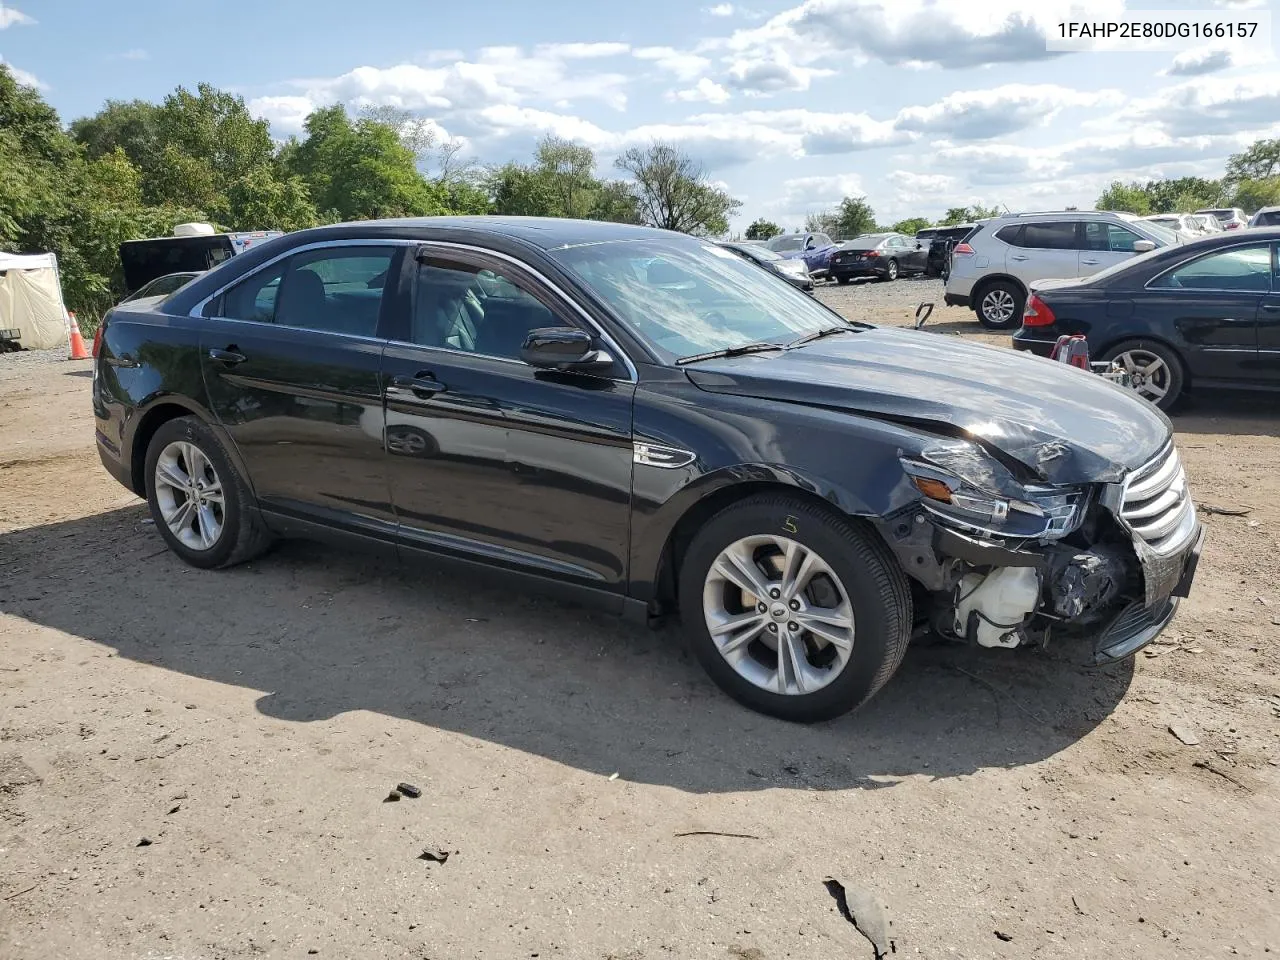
[
  {"x1": 1133, "y1": 240, "x2": 1156, "y2": 253},
  {"x1": 915, "y1": 242, "x2": 923, "y2": 250},
  {"x1": 804, "y1": 238, "x2": 816, "y2": 250},
  {"x1": 521, "y1": 326, "x2": 614, "y2": 373}
]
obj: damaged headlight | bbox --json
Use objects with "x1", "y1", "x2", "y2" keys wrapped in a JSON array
[{"x1": 900, "y1": 441, "x2": 1088, "y2": 541}]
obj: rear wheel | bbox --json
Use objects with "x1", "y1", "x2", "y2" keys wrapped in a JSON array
[
  {"x1": 144, "y1": 416, "x2": 273, "y2": 569},
  {"x1": 1100, "y1": 339, "x2": 1185, "y2": 411},
  {"x1": 835, "y1": 276, "x2": 851, "y2": 285},
  {"x1": 976, "y1": 280, "x2": 1024, "y2": 329},
  {"x1": 678, "y1": 495, "x2": 912, "y2": 723},
  {"x1": 877, "y1": 259, "x2": 899, "y2": 282}
]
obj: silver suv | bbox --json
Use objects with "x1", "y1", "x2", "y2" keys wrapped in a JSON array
[{"x1": 944, "y1": 211, "x2": 1177, "y2": 329}]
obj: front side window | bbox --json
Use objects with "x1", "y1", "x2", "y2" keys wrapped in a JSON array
[
  {"x1": 1150, "y1": 244, "x2": 1273, "y2": 293},
  {"x1": 411, "y1": 258, "x2": 558, "y2": 361},
  {"x1": 1084, "y1": 222, "x2": 1144, "y2": 253},
  {"x1": 814, "y1": 234, "x2": 832, "y2": 247},
  {"x1": 220, "y1": 246, "x2": 397, "y2": 336},
  {"x1": 552, "y1": 236, "x2": 850, "y2": 362}
]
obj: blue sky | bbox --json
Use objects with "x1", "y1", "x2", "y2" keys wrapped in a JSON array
[{"x1": 3, "y1": 0, "x2": 1279, "y2": 230}]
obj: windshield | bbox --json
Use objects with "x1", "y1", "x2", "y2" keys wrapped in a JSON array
[
  {"x1": 1139, "y1": 220, "x2": 1179, "y2": 245},
  {"x1": 766, "y1": 235, "x2": 805, "y2": 253},
  {"x1": 551, "y1": 237, "x2": 853, "y2": 362},
  {"x1": 1200, "y1": 209, "x2": 1236, "y2": 221}
]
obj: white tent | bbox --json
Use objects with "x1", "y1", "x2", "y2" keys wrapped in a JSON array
[{"x1": 0, "y1": 252, "x2": 70, "y2": 351}]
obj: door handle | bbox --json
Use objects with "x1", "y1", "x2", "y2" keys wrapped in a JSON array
[
  {"x1": 1261, "y1": 303, "x2": 1280, "y2": 312},
  {"x1": 388, "y1": 373, "x2": 447, "y2": 399},
  {"x1": 1009, "y1": 255, "x2": 1029, "y2": 261},
  {"x1": 1081, "y1": 258, "x2": 1101, "y2": 265},
  {"x1": 208, "y1": 347, "x2": 247, "y2": 365},
  {"x1": 104, "y1": 353, "x2": 139, "y2": 368}
]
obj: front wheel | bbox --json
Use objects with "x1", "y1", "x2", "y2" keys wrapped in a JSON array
[
  {"x1": 1100, "y1": 339, "x2": 1186, "y2": 411},
  {"x1": 144, "y1": 416, "x2": 273, "y2": 569},
  {"x1": 678, "y1": 495, "x2": 912, "y2": 722}
]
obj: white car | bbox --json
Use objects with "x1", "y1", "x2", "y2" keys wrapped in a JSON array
[
  {"x1": 943, "y1": 210, "x2": 1178, "y2": 329},
  {"x1": 1140, "y1": 213, "x2": 1204, "y2": 238},
  {"x1": 1195, "y1": 207, "x2": 1249, "y2": 231},
  {"x1": 1187, "y1": 213, "x2": 1222, "y2": 234}
]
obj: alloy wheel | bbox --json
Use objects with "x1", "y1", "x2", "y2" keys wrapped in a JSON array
[
  {"x1": 981, "y1": 288, "x2": 1016, "y2": 325},
  {"x1": 153, "y1": 440, "x2": 225, "y2": 551},
  {"x1": 886, "y1": 260, "x2": 898, "y2": 280},
  {"x1": 702, "y1": 535, "x2": 856, "y2": 696},
  {"x1": 1114, "y1": 349, "x2": 1172, "y2": 403}
]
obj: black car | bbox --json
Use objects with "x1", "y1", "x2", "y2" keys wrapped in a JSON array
[
  {"x1": 829, "y1": 233, "x2": 928, "y2": 283},
  {"x1": 1013, "y1": 228, "x2": 1280, "y2": 411},
  {"x1": 119, "y1": 271, "x2": 204, "y2": 304},
  {"x1": 717, "y1": 241, "x2": 814, "y2": 292},
  {"x1": 94, "y1": 217, "x2": 1202, "y2": 722},
  {"x1": 916, "y1": 225, "x2": 975, "y2": 279}
]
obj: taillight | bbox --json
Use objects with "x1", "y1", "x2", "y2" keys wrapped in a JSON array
[
  {"x1": 864, "y1": 250, "x2": 879, "y2": 257},
  {"x1": 92, "y1": 325, "x2": 103, "y2": 358},
  {"x1": 953, "y1": 242, "x2": 975, "y2": 255},
  {"x1": 1022, "y1": 293, "x2": 1056, "y2": 327}
]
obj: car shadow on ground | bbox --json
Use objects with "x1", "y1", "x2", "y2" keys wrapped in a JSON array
[
  {"x1": 1, "y1": 505, "x2": 1134, "y2": 794},
  {"x1": 1172, "y1": 391, "x2": 1280, "y2": 438}
]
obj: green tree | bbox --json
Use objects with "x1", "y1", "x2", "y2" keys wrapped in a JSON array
[
  {"x1": 1231, "y1": 177, "x2": 1280, "y2": 213},
  {"x1": 69, "y1": 99, "x2": 162, "y2": 170},
  {"x1": 487, "y1": 161, "x2": 558, "y2": 217},
  {"x1": 892, "y1": 216, "x2": 932, "y2": 235},
  {"x1": 1141, "y1": 176, "x2": 1221, "y2": 213},
  {"x1": 1096, "y1": 181, "x2": 1151, "y2": 215},
  {"x1": 804, "y1": 210, "x2": 840, "y2": 236},
  {"x1": 1225, "y1": 138, "x2": 1280, "y2": 184},
  {"x1": 535, "y1": 135, "x2": 599, "y2": 219},
  {"x1": 832, "y1": 196, "x2": 876, "y2": 239},
  {"x1": 590, "y1": 179, "x2": 643, "y2": 224},
  {"x1": 615, "y1": 142, "x2": 741, "y2": 236},
  {"x1": 225, "y1": 167, "x2": 320, "y2": 232},
  {"x1": 744, "y1": 217, "x2": 783, "y2": 240},
  {"x1": 940, "y1": 204, "x2": 999, "y2": 225},
  {"x1": 285, "y1": 105, "x2": 444, "y2": 221}
]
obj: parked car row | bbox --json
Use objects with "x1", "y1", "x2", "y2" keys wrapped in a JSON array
[{"x1": 92, "y1": 216, "x2": 1205, "y2": 722}]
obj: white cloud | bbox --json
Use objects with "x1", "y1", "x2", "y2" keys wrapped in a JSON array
[
  {"x1": 725, "y1": 52, "x2": 834, "y2": 95},
  {"x1": 248, "y1": 95, "x2": 318, "y2": 134},
  {"x1": 0, "y1": 4, "x2": 34, "y2": 28},
  {"x1": 117, "y1": 49, "x2": 149, "y2": 61},
  {"x1": 894, "y1": 84, "x2": 1122, "y2": 140},
  {"x1": 1121, "y1": 73, "x2": 1280, "y2": 137},
  {"x1": 707, "y1": 2, "x2": 735, "y2": 14},
  {"x1": 1210, "y1": 0, "x2": 1265, "y2": 7},
  {"x1": 633, "y1": 46, "x2": 712, "y2": 81},
  {"x1": 535, "y1": 42, "x2": 630, "y2": 59},
  {"x1": 767, "y1": 173, "x2": 865, "y2": 220},
  {"x1": 721, "y1": 0, "x2": 1125, "y2": 70},
  {"x1": 1164, "y1": 47, "x2": 1235, "y2": 77},
  {"x1": 0, "y1": 55, "x2": 39, "y2": 87},
  {"x1": 690, "y1": 108, "x2": 906, "y2": 155},
  {"x1": 671, "y1": 78, "x2": 731, "y2": 104}
]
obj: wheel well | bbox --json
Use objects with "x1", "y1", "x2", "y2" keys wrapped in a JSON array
[
  {"x1": 970, "y1": 274, "x2": 1026, "y2": 306},
  {"x1": 650, "y1": 481, "x2": 849, "y2": 615},
  {"x1": 129, "y1": 403, "x2": 192, "y2": 498}
]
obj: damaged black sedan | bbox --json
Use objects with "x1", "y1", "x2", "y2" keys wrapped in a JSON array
[{"x1": 93, "y1": 218, "x2": 1203, "y2": 723}]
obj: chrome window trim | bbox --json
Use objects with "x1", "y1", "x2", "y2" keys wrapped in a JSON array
[
  {"x1": 1144, "y1": 239, "x2": 1276, "y2": 294},
  {"x1": 190, "y1": 236, "x2": 640, "y2": 383}
]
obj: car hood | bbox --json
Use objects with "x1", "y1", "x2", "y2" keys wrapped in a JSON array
[{"x1": 684, "y1": 326, "x2": 1170, "y2": 485}]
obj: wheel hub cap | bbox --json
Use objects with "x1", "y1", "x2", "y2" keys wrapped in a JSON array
[{"x1": 153, "y1": 440, "x2": 225, "y2": 551}]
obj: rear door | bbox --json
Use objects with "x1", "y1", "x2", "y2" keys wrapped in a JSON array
[
  {"x1": 1256, "y1": 242, "x2": 1280, "y2": 382},
  {"x1": 199, "y1": 240, "x2": 410, "y2": 540},
  {"x1": 1143, "y1": 241, "x2": 1271, "y2": 383},
  {"x1": 1080, "y1": 221, "x2": 1147, "y2": 276},
  {"x1": 1000, "y1": 221, "x2": 1080, "y2": 285}
]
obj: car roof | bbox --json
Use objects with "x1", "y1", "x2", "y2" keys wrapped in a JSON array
[{"x1": 293, "y1": 216, "x2": 676, "y2": 252}]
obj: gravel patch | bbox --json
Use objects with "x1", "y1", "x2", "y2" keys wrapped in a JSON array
[{"x1": 0, "y1": 348, "x2": 75, "y2": 381}]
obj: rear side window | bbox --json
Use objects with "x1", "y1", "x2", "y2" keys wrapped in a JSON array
[
  {"x1": 1084, "y1": 222, "x2": 1144, "y2": 253},
  {"x1": 1019, "y1": 222, "x2": 1078, "y2": 250},
  {"x1": 995, "y1": 225, "x2": 1023, "y2": 246},
  {"x1": 220, "y1": 246, "x2": 399, "y2": 337},
  {"x1": 1255, "y1": 211, "x2": 1280, "y2": 227},
  {"x1": 1150, "y1": 244, "x2": 1273, "y2": 293}
]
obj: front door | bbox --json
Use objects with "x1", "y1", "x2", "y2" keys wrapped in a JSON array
[
  {"x1": 199, "y1": 242, "x2": 409, "y2": 539},
  {"x1": 1143, "y1": 242, "x2": 1270, "y2": 383},
  {"x1": 381, "y1": 247, "x2": 636, "y2": 590},
  {"x1": 1079, "y1": 221, "x2": 1145, "y2": 276}
]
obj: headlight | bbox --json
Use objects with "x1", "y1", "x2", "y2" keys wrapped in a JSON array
[
  {"x1": 900, "y1": 445, "x2": 1087, "y2": 540},
  {"x1": 778, "y1": 259, "x2": 810, "y2": 276}
]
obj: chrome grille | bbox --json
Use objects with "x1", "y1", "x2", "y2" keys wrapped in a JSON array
[{"x1": 1120, "y1": 443, "x2": 1196, "y2": 557}]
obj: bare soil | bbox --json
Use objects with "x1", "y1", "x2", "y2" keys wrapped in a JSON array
[{"x1": 1, "y1": 282, "x2": 1277, "y2": 959}]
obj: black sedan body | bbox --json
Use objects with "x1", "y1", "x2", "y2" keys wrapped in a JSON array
[
  {"x1": 829, "y1": 233, "x2": 928, "y2": 283},
  {"x1": 717, "y1": 241, "x2": 814, "y2": 292},
  {"x1": 93, "y1": 217, "x2": 1201, "y2": 722},
  {"x1": 1012, "y1": 228, "x2": 1280, "y2": 410}
]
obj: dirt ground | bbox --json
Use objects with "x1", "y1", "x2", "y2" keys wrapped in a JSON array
[{"x1": 2, "y1": 279, "x2": 1277, "y2": 959}]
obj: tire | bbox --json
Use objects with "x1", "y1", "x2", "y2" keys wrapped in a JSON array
[
  {"x1": 1100, "y1": 339, "x2": 1186, "y2": 412},
  {"x1": 975, "y1": 280, "x2": 1024, "y2": 330},
  {"x1": 876, "y1": 259, "x2": 899, "y2": 282},
  {"x1": 144, "y1": 415, "x2": 273, "y2": 569},
  {"x1": 835, "y1": 276, "x2": 851, "y2": 285},
  {"x1": 678, "y1": 494, "x2": 912, "y2": 723}
]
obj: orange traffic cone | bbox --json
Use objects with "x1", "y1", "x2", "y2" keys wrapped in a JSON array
[{"x1": 67, "y1": 311, "x2": 90, "y2": 360}]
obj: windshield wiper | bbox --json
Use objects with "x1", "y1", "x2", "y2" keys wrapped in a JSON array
[
  {"x1": 676, "y1": 342, "x2": 785, "y2": 366},
  {"x1": 785, "y1": 324, "x2": 864, "y2": 349}
]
